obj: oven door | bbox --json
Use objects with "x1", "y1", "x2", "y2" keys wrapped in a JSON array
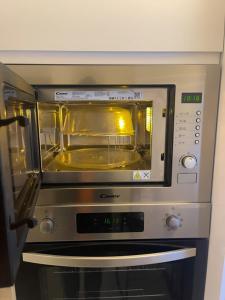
[
  {"x1": 16, "y1": 240, "x2": 207, "y2": 300},
  {"x1": 0, "y1": 64, "x2": 41, "y2": 287}
]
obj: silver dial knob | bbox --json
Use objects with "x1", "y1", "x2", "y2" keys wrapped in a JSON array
[
  {"x1": 166, "y1": 215, "x2": 181, "y2": 230},
  {"x1": 40, "y1": 218, "x2": 54, "y2": 234},
  {"x1": 181, "y1": 155, "x2": 197, "y2": 169}
]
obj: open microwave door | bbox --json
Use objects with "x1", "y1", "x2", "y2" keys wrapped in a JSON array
[{"x1": 0, "y1": 63, "x2": 41, "y2": 287}]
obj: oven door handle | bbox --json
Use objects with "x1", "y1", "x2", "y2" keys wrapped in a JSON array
[{"x1": 23, "y1": 247, "x2": 196, "y2": 268}]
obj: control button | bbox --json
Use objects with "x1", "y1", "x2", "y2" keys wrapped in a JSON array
[
  {"x1": 40, "y1": 218, "x2": 54, "y2": 234},
  {"x1": 166, "y1": 215, "x2": 181, "y2": 230},
  {"x1": 196, "y1": 118, "x2": 201, "y2": 123},
  {"x1": 196, "y1": 111, "x2": 201, "y2": 115},
  {"x1": 195, "y1": 140, "x2": 199, "y2": 144},
  {"x1": 181, "y1": 155, "x2": 197, "y2": 169},
  {"x1": 195, "y1": 125, "x2": 200, "y2": 130},
  {"x1": 195, "y1": 133, "x2": 200, "y2": 137}
]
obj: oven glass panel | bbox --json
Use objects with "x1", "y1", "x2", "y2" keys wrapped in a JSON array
[
  {"x1": 16, "y1": 242, "x2": 194, "y2": 300},
  {"x1": 18, "y1": 263, "x2": 191, "y2": 300}
]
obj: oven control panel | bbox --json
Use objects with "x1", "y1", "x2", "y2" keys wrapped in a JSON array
[
  {"x1": 27, "y1": 203, "x2": 211, "y2": 243},
  {"x1": 76, "y1": 212, "x2": 144, "y2": 233}
]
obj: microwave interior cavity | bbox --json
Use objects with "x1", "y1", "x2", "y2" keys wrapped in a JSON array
[{"x1": 37, "y1": 87, "x2": 174, "y2": 185}]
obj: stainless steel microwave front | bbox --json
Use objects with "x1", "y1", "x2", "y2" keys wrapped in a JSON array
[{"x1": 34, "y1": 65, "x2": 220, "y2": 204}]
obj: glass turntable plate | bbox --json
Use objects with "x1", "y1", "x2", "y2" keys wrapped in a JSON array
[{"x1": 55, "y1": 148, "x2": 140, "y2": 170}]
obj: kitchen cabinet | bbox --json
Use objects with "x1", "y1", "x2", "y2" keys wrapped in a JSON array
[{"x1": 0, "y1": 0, "x2": 224, "y2": 52}]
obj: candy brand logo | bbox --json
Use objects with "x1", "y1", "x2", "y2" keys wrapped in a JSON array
[
  {"x1": 99, "y1": 194, "x2": 120, "y2": 199},
  {"x1": 56, "y1": 92, "x2": 68, "y2": 95}
]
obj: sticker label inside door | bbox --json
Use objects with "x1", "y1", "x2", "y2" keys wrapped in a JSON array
[
  {"x1": 55, "y1": 90, "x2": 143, "y2": 101},
  {"x1": 133, "y1": 170, "x2": 151, "y2": 181}
]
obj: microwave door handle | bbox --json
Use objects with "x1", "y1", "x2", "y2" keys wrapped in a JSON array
[
  {"x1": 0, "y1": 116, "x2": 29, "y2": 127},
  {"x1": 23, "y1": 247, "x2": 196, "y2": 268}
]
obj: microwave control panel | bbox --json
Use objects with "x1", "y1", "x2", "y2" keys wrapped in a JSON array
[
  {"x1": 174, "y1": 92, "x2": 204, "y2": 185},
  {"x1": 174, "y1": 110, "x2": 202, "y2": 149}
]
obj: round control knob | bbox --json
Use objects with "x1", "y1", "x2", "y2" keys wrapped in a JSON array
[
  {"x1": 40, "y1": 218, "x2": 54, "y2": 234},
  {"x1": 166, "y1": 215, "x2": 181, "y2": 230},
  {"x1": 181, "y1": 155, "x2": 197, "y2": 169}
]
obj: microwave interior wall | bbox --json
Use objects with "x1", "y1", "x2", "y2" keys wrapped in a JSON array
[{"x1": 37, "y1": 86, "x2": 174, "y2": 185}]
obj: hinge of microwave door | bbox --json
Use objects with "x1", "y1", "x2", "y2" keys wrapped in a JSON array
[
  {"x1": 10, "y1": 217, "x2": 37, "y2": 230},
  {"x1": 162, "y1": 109, "x2": 167, "y2": 117}
]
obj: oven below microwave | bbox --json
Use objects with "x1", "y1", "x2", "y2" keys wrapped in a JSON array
[{"x1": 15, "y1": 240, "x2": 208, "y2": 300}]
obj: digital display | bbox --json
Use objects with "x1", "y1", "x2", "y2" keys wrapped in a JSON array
[
  {"x1": 182, "y1": 93, "x2": 202, "y2": 103},
  {"x1": 77, "y1": 212, "x2": 144, "y2": 233}
]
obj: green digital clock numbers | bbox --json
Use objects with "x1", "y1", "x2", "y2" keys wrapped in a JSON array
[
  {"x1": 182, "y1": 93, "x2": 202, "y2": 104},
  {"x1": 104, "y1": 217, "x2": 120, "y2": 225},
  {"x1": 77, "y1": 212, "x2": 144, "y2": 233}
]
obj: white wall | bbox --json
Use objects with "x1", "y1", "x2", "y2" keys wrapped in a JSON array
[
  {"x1": 204, "y1": 39, "x2": 225, "y2": 300},
  {"x1": 0, "y1": 0, "x2": 224, "y2": 52},
  {"x1": 220, "y1": 260, "x2": 225, "y2": 299},
  {"x1": 0, "y1": 287, "x2": 16, "y2": 300}
]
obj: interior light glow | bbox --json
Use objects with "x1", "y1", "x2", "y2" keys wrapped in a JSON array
[
  {"x1": 146, "y1": 107, "x2": 152, "y2": 132},
  {"x1": 118, "y1": 117, "x2": 125, "y2": 131}
]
